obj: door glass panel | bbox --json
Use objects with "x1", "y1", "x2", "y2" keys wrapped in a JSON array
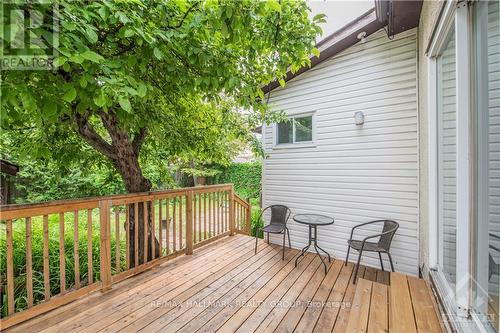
[
  {"x1": 474, "y1": 1, "x2": 500, "y2": 332},
  {"x1": 437, "y1": 24, "x2": 457, "y2": 286}
]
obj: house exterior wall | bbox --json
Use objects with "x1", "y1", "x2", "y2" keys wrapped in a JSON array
[
  {"x1": 417, "y1": 0, "x2": 443, "y2": 277},
  {"x1": 262, "y1": 28, "x2": 420, "y2": 276}
]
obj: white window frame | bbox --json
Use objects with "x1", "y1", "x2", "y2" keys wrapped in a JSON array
[
  {"x1": 273, "y1": 112, "x2": 316, "y2": 148},
  {"x1": 427, "y1": 0, "x2": 472, "y2": 323}
]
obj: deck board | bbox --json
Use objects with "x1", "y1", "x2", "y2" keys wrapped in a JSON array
[{"x1": 5, "y1": 235, "x2": 442, "y2": 333}]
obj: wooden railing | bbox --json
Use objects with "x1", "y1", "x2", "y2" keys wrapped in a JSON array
[{"x1": 0, "y1": 184, "x2": 251, "y2": 329}]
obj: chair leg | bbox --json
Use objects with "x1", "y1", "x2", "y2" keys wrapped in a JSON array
[
  {"x1": 282, "y1": 231, "x2": 286, "y2": 260},
  {"x1": 378, "y1": 252, "x2": 384, "y2": 271},
  {"x1": 387, "y1": 252, "x2": 395, "y2": 272},
  {"x1": 353, "y1": 250, "x2": 363, "y2": 284},
  {"x1": 255, "y1": 231, "x2": 259, "y2": 254},
  {"x1": 286, "y1": 227, "x2": 291, "y2": 249},
  {"x1": 266, "y1": 232, "x2": 269, "y2": 244},
  {"x1": 345, "y1": 246, "x2": 351, "y2": 266}
]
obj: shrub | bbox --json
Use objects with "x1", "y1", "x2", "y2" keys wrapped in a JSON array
[{"x1": 210, "y1": 161, "x2": 261, "y2": 201}]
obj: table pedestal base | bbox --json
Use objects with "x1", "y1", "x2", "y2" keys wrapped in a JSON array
[{"x1": 294, "y1": 224, "x2": 332, "y2": 274}]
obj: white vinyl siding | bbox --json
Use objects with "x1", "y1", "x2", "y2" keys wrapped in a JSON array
[
  {"x1": 488, "y1": 0, "x2": 500, "y2": 295},
  {"x1": 437, "y1": 29, "x2": 457, "y2": 285},
  {"x1": 262, "y1": 28, "x2": 419, "y2": 275}
]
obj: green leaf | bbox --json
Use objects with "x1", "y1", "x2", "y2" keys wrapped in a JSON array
[
  {"x1": 79, "y1": 76, "x2": 88, "y2": 88},
  {"x1": 62, "y1": 21, "x2": 77, "y2": 31},
  {"x1": 153, "y1": 48, "x2": 163, "y2": 60},
  {"x1": 137, "y1": 83, "x2": 147, "y2": 97},
  {"x1": 53, "y1": 56, "x2": 67, "y2": 67},
  {"x1": 118, "y1": 97, "x2": 131, "y2": 112},
  {"x1": 63, "y1": 87, "x2": 77, "y2": 102},
  {"x1": 93, "y1": 91, "x2": 106, "y2": 107},
  {"x1": 85, "y1": 29, "x2": 98, "y2": 44},
  {"x1": 311, "y1": 47, "x2": 320, "y2": 58},
  {"x1": 278, "y1": 78, "x2": 285, "y2": 87},
  {"x1": 124, "y1": 29, "x2": 134, "y2": 38},
  {"x1": 98, "y1": 6, "x2": 108, "y2": 20},
  {"x1": 267, "y1": 0, "x2": 281, "y2": 12},
  {"x1": 221, "y1": 22, "x2": 229, "y2": 37},
  {"x1": 81, "y1": 50, "x2": 104, "y2": 63},
  {"x1": 42, "y1": 102, "x2": 57, "y2": 120}
]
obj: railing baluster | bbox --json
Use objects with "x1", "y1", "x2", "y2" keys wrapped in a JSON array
[
  {"x1": 134, "y1": 202, "x2": 139, "y2": 268},
  {"x1": 173, "y1": 198, "x2": 177, "y2": 252},
  {"x1": 217, "y1": 192, "x2": 220, "y2": 235},
  {"x1": 74, "y1": 211, "x2": 80, "y2": 289},
  {"x1": 229, "y1": 186, "x2": 235, "y2": 236},
  {"x1": 6, "y1": 219, "x2": 14, "y2": 315},
  {"x1": 159, "y1": 199, "x2": 163, "y2": 256},
  {"x1": 125, "y1": 205, "x2": 130, "y2": 270},
  {"x1": 198, "y1": 194, "x2": 202, "y2": 242},
  {"x1": 209, "y1": 193, "x2": 212, "y2": 237},
  {"x1": 166, "y1": 198, "x2": 170, "y2": 254},
  {"x1": 203, "y1": 193, "x2": 207, "y2": 240},
  {"x1": 193, "y1": 194, "x2": 197, "y2": 244},
  {"x1": 151, "y1": 200, "x2": 155, "y2": 259},
  {"x1": 115, "y1": 208, "x2": 120, "y2": 273},
  {"x1": 186, "y1": 190, "x2": 193, "y2": 255},
  {"x1": 143, "y1": 201, "x2": 148, "y2": 263},
  {"x1": 179, "y1": 196, "x2": 183, "y2": 249},
  {"x1": 87, "y1": 209, "x2": 93, "y2": 284},
  {"x1": 43, "y1": 215, "x2": 50, "y2": 300},
  {"x1": 59, "y1": 212, "x2": 66, "y2": 294},
  {"x1": 26, "y1": 217, "x2": 33, "y2": 308}
]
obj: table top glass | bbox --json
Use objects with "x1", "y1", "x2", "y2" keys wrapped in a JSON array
[{"x1": 293, "y1": 214, "x2": 334, "y2": 226}]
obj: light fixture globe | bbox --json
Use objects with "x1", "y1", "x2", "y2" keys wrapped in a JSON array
[{"x1": 354, "y1": 111, "x2": 365, "y2": 125}]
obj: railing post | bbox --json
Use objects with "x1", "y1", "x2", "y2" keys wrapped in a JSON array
[
  {"x1": 99, "y1": 199, "x2": 112, "y2": 291},
  {"x1": 229, "y1": 186, "x2": 235, "y2": 236},
  {"x1": 186, "y1": 190, "x2": 194, "y2": 255},
  {"x1": 246, "y1": 198, "x2": 251, "y2": 235}
]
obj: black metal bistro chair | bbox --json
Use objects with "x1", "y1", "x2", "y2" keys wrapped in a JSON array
[
  {"x1": 255, "y1": 205, "x2": 292, "y2": 260},
  {"x1": 345, "y1": 220, "x2": 399, "y2": 284}
]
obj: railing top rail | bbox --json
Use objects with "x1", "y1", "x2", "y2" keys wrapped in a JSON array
[
  {"x1": 0, "y1": 184, "x2": 233, "y2": 220},
  {"x1": 234, "y1": 194, "x2": 250, "y2": 209}
]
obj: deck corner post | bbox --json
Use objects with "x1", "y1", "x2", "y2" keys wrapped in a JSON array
[
  {"x1": 229, "y1": 185, "x2": 235, "y2": 236},
  {"x1": 99, "y1": 199, "x2": 112, "y2": 292},
  {"x1": 245, "y1": 198, "x2": 251, "y2": 235},
  {"x1": 186, "y1": 190, "x2": 194, "y2": 255}
]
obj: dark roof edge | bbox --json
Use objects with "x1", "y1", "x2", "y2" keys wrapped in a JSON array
[
  {"x1": 262, "y1": 1, "x2": 423, "y2": 95},
  {"x1": 262, "y1": 8, "x2": 383, "y2": 94},
  {"x1": 315, "y1": 7, "x2": 378, "y2": 49}
]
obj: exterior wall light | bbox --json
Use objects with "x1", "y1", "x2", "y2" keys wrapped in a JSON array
[{"x1": 354, "y1": 111, "x2": 365, "y2": 125}]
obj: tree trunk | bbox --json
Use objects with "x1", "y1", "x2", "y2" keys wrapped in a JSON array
[{"x1": 73, "y1": 109, "x2": 160, "y2": 267}]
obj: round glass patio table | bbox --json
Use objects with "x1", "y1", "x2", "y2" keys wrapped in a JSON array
[{"x1": 293, "y1": 213, "x2": 334, "y2": 274}]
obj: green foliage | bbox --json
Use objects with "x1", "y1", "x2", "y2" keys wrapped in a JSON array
[
  {"x1": 211, "y1": 161, "x2": 261, "y2": 200},
  {"x1": 251, "y1": 206, "x2": 264, "y2": 238},
  {"x1": 0, "y1": 212, "x2": 127, "y2": 316},
  {"x1": 1, "y1": 0, "x2": 322, "y2": 193}
]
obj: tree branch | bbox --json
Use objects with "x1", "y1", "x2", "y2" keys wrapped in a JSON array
[
  {"x1": 166, "y1": 2, "x2": 200, "y2": 29},
  {"x1": 73, "y1": 111, "x2": 117, "y2": 161},
  {"x1": 132, "y1": 127, "x2": 147, "y2": 156}
]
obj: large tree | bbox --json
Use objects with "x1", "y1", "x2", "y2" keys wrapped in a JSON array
[{"x1": 1, "y1": 0, "x2": 323, "y2": 264}]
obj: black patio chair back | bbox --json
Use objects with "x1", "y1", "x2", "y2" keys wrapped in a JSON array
[
  {"x1": 268, "y1": 205, "x2": 291, "y2": 227},
  {"x1": 378, "y1": 220, "x2": 399, "y2": 251}
]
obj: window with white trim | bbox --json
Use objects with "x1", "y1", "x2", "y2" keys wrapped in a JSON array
[{"x1": 276, "y1": 115, "x2": 313, "y2": 145}]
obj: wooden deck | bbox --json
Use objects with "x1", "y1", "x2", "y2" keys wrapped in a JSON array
[{"x1": 4, "y1": 234, "x2": 443, "y2": 333}]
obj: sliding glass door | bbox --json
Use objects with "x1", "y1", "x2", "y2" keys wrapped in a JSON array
[
  {"x1": 437, "y1": 22, "x2": 457, "y2": 288},
  {"x1": 474, "y1": 1, "x2": 500, "y2": 332}
]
